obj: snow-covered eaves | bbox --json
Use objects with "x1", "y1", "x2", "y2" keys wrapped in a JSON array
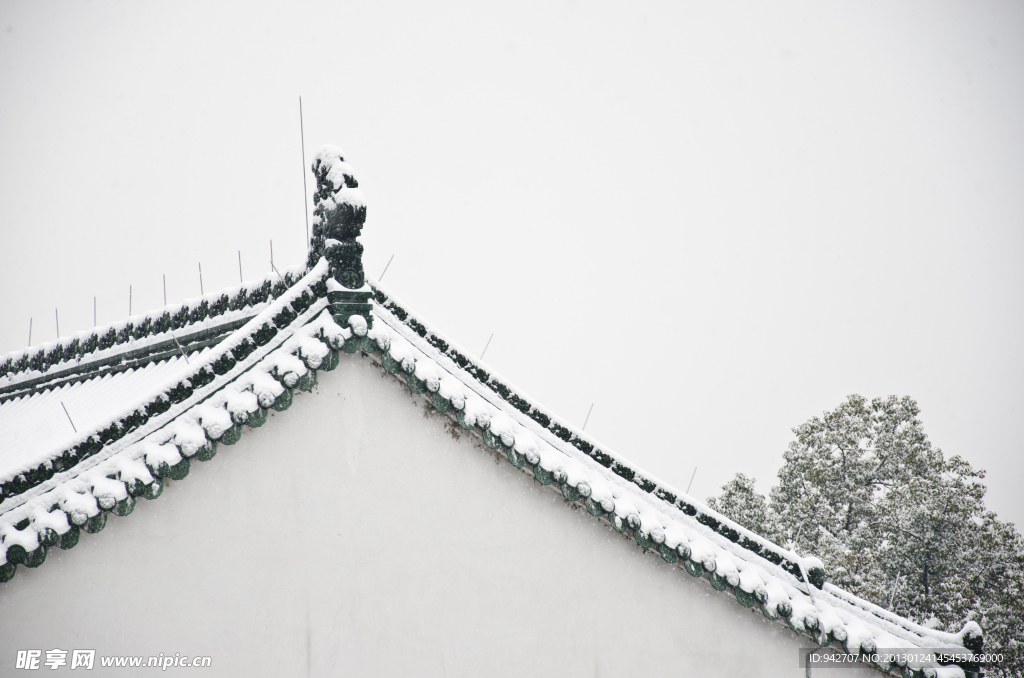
[
  {"x1": 0, "y1": 316, "x2": 251, "y2": 405},
  {"x1": 0, "y1": 259, "x2": 357, "y2": 583},
  {"x1": 0, "y1": 266, "x2": 311, "y2": 496},
  {"x1": 0, "y1": 262, "x2": 330, "y2": 505},
  {"x1": 0, "y1": 265, "x2": 308, "y2": 395},
  {"x1": 0, "y1": 260, "x2": 983, "y2": 677},
  {"x1": 363, "y1": 280, "x2": 984, "y2": 678}
]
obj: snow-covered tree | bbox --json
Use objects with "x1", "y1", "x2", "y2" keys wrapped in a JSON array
[
  {"x1": 769, "y1": 395, "x2": 935, "y2": 591},
  {"x1": 708, "y1": 394, "x2": 1024, "y2": 677},
  {"x1": 706, "y1": 473, "x2": 777, "y2": 540}
]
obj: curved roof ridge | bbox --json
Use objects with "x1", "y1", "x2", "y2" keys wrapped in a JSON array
[
  {"x1": 367, "y1": 278, "x2": 817, "y2": 579},
  {"x1": 0, "y1": 261, "x2": 330, "y2": 507},
  {"x1": 0, "y1": 264, "x2": 308, "y2": 387},
  {"x1": 365, "y1": 276, "x2": 981, "y2": 659}
]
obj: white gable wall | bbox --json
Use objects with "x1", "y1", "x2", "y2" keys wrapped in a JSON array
[{"x1": 0, "y1": 354, "x2": 875, "y2": 677}]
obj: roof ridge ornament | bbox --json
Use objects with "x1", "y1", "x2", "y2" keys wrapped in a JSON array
[
  {"x1": 307, "y1": 145, "x2": 366, "y2": 288},
  {"x1": 307, "y1": 144, "x2": 373, "y2": 330}
]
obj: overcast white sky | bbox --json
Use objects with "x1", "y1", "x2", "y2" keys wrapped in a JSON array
[{"x1": 1, "y1": 1, "x2": 1022, "y2": 526}]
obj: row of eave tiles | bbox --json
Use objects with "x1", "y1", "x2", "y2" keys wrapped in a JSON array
[
  {"x1": 0, "y1": 306, "x2": 963, "y2": 678},
  {"x1": 368, "y1": 308, "x2": 970, "y2": 678},
  {"x1": 0, "y1": 354, "x2": 192, "y2": 476}
]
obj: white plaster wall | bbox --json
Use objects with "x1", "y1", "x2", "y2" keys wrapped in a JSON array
[{"x1": 0, "y1": 354, "x2": 876, "y2": 677}]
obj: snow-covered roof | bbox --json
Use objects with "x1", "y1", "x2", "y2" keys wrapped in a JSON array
[
  {"x1": 0, "y1": 264, "x2": 308, "y2": 488},
  {"x1": 364, "y1": 282, "x2": 984, "y2": 678},
  {"x1": 0, "y1": 159, "x2": 984, "y2": 678}
]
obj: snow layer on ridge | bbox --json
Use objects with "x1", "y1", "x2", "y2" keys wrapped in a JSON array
[
  {"x1": 0, "y1": 264, "x2": 307, "y2": 389},
  {"x1": 373, "y1": 292, "x2": 803, "y2": 572},
  {"x1": 365, "y1": 278, "x2": 979, "y2": 660},
  {"x1": 0, "y1": 260, "x2": 332, "y2": 512},
  {"x1": 0, "y1": 291, "x2": 346, "y2": 536},
  {"x1": 0, "y1": 355, "x2": 194, "y2": 482}
]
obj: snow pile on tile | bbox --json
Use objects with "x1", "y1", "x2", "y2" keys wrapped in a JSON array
[
  {"x1": 0, "y1": 264, "x2": 308, "y2": 388},
  {"x1": 0, "y1": 296, "x2": 355, "y2": 584},
  {"x1": 364, "y1": 284, "x2": 980, "y2": 674}
]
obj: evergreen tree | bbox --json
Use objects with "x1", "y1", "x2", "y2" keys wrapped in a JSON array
[
  {"x1": 708, "y1": 394, "x2": 1023, "y2": 677},
  {"x1": 706, "y1": 472, "x2": 777, "y2": 540}
]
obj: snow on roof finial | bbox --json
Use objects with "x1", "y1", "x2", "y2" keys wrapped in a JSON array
[{"x1": 307, "y1": 144, "x2": 367, "y2": 290}]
